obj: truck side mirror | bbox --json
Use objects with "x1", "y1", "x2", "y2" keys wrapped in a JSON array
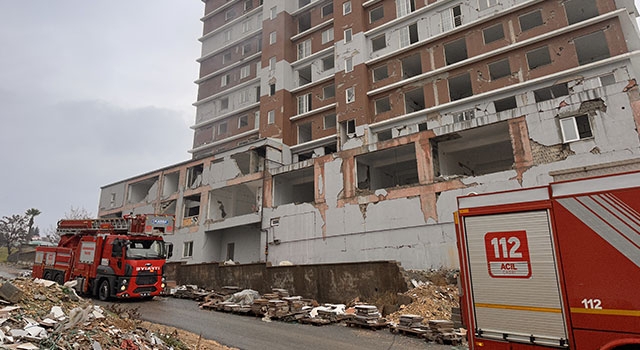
[{"x1": 165, "y1": 243, "x2": 173, "y2": 259}]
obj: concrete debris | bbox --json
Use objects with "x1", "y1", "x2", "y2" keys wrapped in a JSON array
[{"x1": 0, "y1": 277, "x2": 196, "y2": 349}]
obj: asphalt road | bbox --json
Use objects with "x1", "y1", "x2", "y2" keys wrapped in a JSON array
[{"x1": 106, "y1": 297, "x2": 461, "y2": 350}]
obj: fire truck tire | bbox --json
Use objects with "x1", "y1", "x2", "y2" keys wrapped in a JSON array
[
  {"x1": 43, "y1": 271, "x2": 52, "y2": 281},
  {"x1": 54, "y1": 273, "x2": 64, "y2": 285},
  {"x1": 98, "y1": 280, "x2": 110, "y2": 301}
]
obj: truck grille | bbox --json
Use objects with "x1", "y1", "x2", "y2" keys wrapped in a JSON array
[
  {"x1": 135, "y1": 271, "x2": 158, "y2": 286},
  {"x1": 133, "y1": 286, "x2": 157, "y2": 294}
]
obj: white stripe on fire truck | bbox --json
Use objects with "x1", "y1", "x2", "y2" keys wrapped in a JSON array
[
  {"x1": 596, "y1": 193, "x2": 640, "y2": 231},
  {"x1": 556, "y1": 197, "x2": 640, "y2": 269},
  {"x1": 579, "y1": 195, "x2": 640, "y2": 247}
]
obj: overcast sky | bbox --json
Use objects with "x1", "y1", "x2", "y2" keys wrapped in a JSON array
[
  {"x1": 0, "y1": 1, "x2": 203, "y2": 233},
  {"x1": 1, "y1": 1, "x2": 640, "y2": 235}
]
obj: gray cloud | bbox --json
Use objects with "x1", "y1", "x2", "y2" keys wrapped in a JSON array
[{"x1": 0, "y1": 1, "x2": 202, "y2": 232}]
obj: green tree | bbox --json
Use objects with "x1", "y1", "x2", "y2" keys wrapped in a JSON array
[
  {"x1": 25, "y1": 208, "x2": 41, "y2": 241},
  {"x1": 0, "y1": 214, "x2": 29, "y2": 255}
]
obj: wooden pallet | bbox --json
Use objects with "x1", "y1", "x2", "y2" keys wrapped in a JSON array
[
  {"x1": 298, "y1": 317, "x2": 332, "y2": 326},
  {"x1": 389, "y1": 325, "x2": 428, "y2": 338},
  {"x1": 345, "y1": 319, "x2": 389, "y2": 330}
]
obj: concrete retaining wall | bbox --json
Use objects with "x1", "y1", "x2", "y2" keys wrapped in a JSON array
[{"x1": 165, "y1": 260, "x2": 407, "y2": 303}]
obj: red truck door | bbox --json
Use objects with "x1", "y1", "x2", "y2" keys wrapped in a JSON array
[{"x1": 457, "y1": 187, "x2": 570, "y2": 348}]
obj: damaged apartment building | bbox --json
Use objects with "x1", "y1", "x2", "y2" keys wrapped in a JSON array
[{"x1": 99, "y1": 0, "x2": 640, "y2": 270}]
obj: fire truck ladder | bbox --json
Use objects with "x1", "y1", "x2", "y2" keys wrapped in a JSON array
[{"x1": 56, "y1": 217, "x2": 131, "y2": 236}]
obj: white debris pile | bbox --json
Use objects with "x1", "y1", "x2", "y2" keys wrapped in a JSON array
[{"x1": 0, "y1": 277, "x2": 192, "y2": 349}]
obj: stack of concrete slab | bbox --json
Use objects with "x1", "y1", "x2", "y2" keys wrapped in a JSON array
[
  {"x1": 425, "y1": 320, "x2": 462, "y2": 345},
  {"x1": 345, "y1": 305, "x2": 388, "y2": 329},
  {"x1": 251, "y1": 298, "x2": 269, "y2": 316},
  {"x1": 399, "y1": 314, "x2": 424, "y2": 328},
  {"x1": 267, "y1": 299, "x2": 290, "y2": 318},
  {"x1": 282, "y1": 296, "x2": 304, "y2": 312},
  {"x1": 272, "y1": 288, "x2": 289, "y2": 298}
]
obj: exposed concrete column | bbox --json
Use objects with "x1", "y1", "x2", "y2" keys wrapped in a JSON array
[
  {"x1": 342, "y1": 156, "x2": 356, "y2": 199},
  {"x1": 415, "y1": 134, "x2": 435, "y2": 185},
  {"x1": 314, "y1": 158, "x2": 326, "y2": 204},
  {"x1": 509, "y1": 116, "x2": 534, "y2": 184},
  {"x1": 262, "y1": 171, "x2": 274, "y2": 208}
]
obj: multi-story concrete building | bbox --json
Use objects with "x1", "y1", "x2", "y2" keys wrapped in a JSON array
[{"x1": 99, "y1": 0, "x2": 640, "y2": 269}]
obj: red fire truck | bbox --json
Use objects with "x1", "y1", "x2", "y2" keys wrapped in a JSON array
[
  {"x1": 32, "y1": 214, "x2": 174, "y2": 300},
  {"x1": 455, "y1": 171, "x2": 640, "y2": 349}
]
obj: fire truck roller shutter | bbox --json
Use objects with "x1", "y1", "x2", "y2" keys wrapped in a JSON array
[{"x1": 463, "y1": 210, "x2": 568, "y2": 347}]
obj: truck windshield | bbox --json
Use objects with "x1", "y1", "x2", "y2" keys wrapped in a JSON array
[{"x1": 125, "y1": 240, "x2": 165, "y2": 259}]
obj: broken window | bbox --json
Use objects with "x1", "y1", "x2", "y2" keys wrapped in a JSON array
[
  {"x1": 297, "y1": 40, "x2": 311, "y2": 60},
  {"x1": 431, "y1": 121, "x2": 514, "y2": 177},
  {"x1": 444, "y1": 37, "x2": 468, "y2": 65},
  {"x1": 345, "y1": 57, "x2": 353, "y2": 72},
  {"x1": 400, "y1": 23, "x2": 419, "y2": 48},
  {"x1": 453, "y1": 108, "x2": 475, "y2": 122},
  {"x1": 489, "y1": 58, "x2": 511, "y2": 80},
  {"x1": 560, "y1": 114, "x2": 592, "y2": 142},
  {"x1": 373, "y1": 65, "x2": 388, "y2": 82},
  {"x1": 220, "y1": 97, "x2": 229, "y2": 111},
  {"x1": 401, "y1": 53, "x2": 422, "y2": 79},
  {"x1": 182, "y1": 194, "x2": 201, "y2": 224},
  {"x1": 344, "y1": 28, "x2": 353, "y2": 43},
  {"x1": 231, "y1": 148, "x2": 265, "y2": 175},
  {"x1": 298, "y1": 12, "x2": 311, "y2": 33},
  {"x1": 186, "y1": 164, "x2": 204, "y2": 189},
  {"x1": 322, "y1": 55, "x2": 335, "y2": 71},
  {"x1": 208, "y1": 181, "x2": 261, "y2": 220},
  {"x1": 483, "y1": 23, "x2": 504, "y2": 44},
  {"x1": 218, "y1": 122, "x2": 227, "y2": 135},
  {"x1": 375, "y1": 96, "x2": 391, "y2": 114},
  {"x1": 441, "y1": 5, "x2": 462, "y2": 32},
  {"x1": 404, "y1": 88, "x2": 425, "y2": 113},
  {"x1": 372, "y1": 34, "x2": 386, "y2": 51},
  {"x1": 564, "y1": 0, "x2": 598, "y2": 25},
  {"x1": 448, "y1": 72, "x2": 473, "y2": 101},
  {"x1": 297, "y1": 93, "x2": 312, "y2": 114},
  {"x1": 575, "y1": 31, "x2": 610, "y2": 65},
  {"x1": 162, "y1": 172, "x2": 179, "y2": 197},
  {"x1": 182, "y1": 241, "x2": 193, "y2": 258},
  {"x1": 324, "y1": 113, "x2": 336, "y2": 129},
  {"x1": 127, "y1": 177, "x2": 158, "y2": 204},
  {"x1": 519, "y1": 10, "x2": 543, "y2": 32},
  {"x1": 273, "y1": 167, "x2": 315, "y2": 206},
  {"x1": 346, "y1": 87, "x2": 355, "y2": 103},
  {"x1": 323, "y1": 84, "x2": 335, "y2": 99},
  {"x1": 526, "y1": 46, "x2": 551, "y2": 70},
  {"x1": 397, "y1": 0, "x2": 416, "y2": 17},
  {"x1": 238, "y1": 115, "x2": 248, "y2": 128},
  {"x1": 322, "y1": 28, "x2": 334, "y2": 44},
  {"x1": 533, "y1": 83, "x2": 569, "y2": 103},
  {"x1": 298, "y1": 122, "x2": 312, "y2": 143},
  {"x1": 297, "y1": 65, "x2": 311, "y2": 86},
  {"x1": 322, "y1": 3, "x2": 333, "y2": 17},
  {"x1": 370, "y1": 6, "x2": 384, "y2": 23},
  {"x1": 494, "y1": 96, "x2": 517, "y2": 112},
  {"x1": 356, "y1": 143, "x2": 419, "y2": 190},
  {"x1": 342, "y1": 119, "x2": 356, "y2": 135}
]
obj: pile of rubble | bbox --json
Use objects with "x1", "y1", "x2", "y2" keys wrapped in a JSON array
[
  {"x1": 386, "y1": 282, "x2": 459, "y2": 323},
  {"x1": 0, "y1": 277, "x2": 196, "y2": 349}
]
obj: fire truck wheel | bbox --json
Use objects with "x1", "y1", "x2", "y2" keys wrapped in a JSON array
[
  {"x1": 98, "y1": 280, "x2": 110, "y2": 301},
  {"x1": 43, "y1": 271, "x2": 52, "y2": 281},
  {"x1": 54, "y1": 273, "x2": 64, "y2": 285}
]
